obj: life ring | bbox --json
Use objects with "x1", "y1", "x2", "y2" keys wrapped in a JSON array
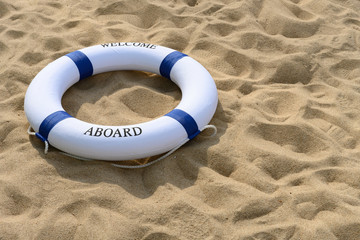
[{"x1": 24, "y1": 42, "x2": 218, "y2": 161}]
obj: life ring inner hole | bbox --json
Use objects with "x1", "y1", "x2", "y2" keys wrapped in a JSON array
[{"x1": 61, "y1": 70, "x2": 181, "y2": 126}]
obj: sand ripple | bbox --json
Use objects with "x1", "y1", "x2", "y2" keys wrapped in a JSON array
[{"x1": 1, "y1": 0, "x2": 360, "y2": 239}]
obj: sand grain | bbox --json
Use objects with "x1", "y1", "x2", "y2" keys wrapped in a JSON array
[{"x1": 1, "y1": 0, "x2": 360, "y2": 239}]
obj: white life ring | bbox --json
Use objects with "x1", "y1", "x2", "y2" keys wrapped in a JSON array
[{"x1": 24, "y1": 42, "x2": 218, "y2": 161}]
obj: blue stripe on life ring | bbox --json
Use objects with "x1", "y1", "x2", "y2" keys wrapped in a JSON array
[
  {"x1": 159, "y1": 51, "x2": 187, "y2": 80},
  {"x1": 66, "y1": 50, "x2": 94, "y2": 80},
  {"x1": 165, "y1": 109, "x2": 200, "y2": 140},
  {"x1": 36, "y1": 111, "x2": 73, "y2": 142}
]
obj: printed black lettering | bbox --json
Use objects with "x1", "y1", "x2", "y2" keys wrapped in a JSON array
[
  {"x1": 101, "y1": 42, "x2": 156, "y2": 49},
  {"x1": 94, "y1": 128, "x2": 103, "y2": 137},
  {"x1": 123, "y1": 128, "x2": 132, "y2": 137},
  {"x1": 104, "y1": 128, "x2": 113, "y2": 137},
  {"x1": 113, "y1": 129, "x2": 122, "y2": 137},
  {"x1": 84, "y1": 127, "x2": 94, "y2": 136},
  {"x1": 132, "y1": 127, "x2": 142, "y2": 136},
  {"x1": 140, "y1": 43, "x2": 150, "y2": 48},
  {"x1": 84, "y1": 126, "x2": 142, "y2": 137}
]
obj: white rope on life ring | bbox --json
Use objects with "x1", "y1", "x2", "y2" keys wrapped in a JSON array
[{"x1": 24, "y1": 42, "x2": 218, "y2": 163}]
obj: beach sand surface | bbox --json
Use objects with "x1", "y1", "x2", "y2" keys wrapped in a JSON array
[{"x1": 1, "y1": 0, "x2": 360, "y2": 239}]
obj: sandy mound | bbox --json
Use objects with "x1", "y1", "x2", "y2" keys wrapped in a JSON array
[{"x1": 1, "y1": 0, "x2": 360, "y2": 239}]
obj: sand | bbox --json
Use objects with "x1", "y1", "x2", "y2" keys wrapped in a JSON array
[{"x1": 1, "y1": 0, "x2": 360, "y2": 239}]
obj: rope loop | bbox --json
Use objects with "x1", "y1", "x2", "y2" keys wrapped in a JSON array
[
  {"x1": 112, "y1": 124, "x2": 217, "y2": 169},
  {"x1": 27, "y1": 126, "x2": 49, "y2": 154},
  {"x1": 27, "y1": 124, "x2": 217, "y2": 168},
  {"x1": 200, "y1": 124, "x2": 217, "y2": 137}
]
